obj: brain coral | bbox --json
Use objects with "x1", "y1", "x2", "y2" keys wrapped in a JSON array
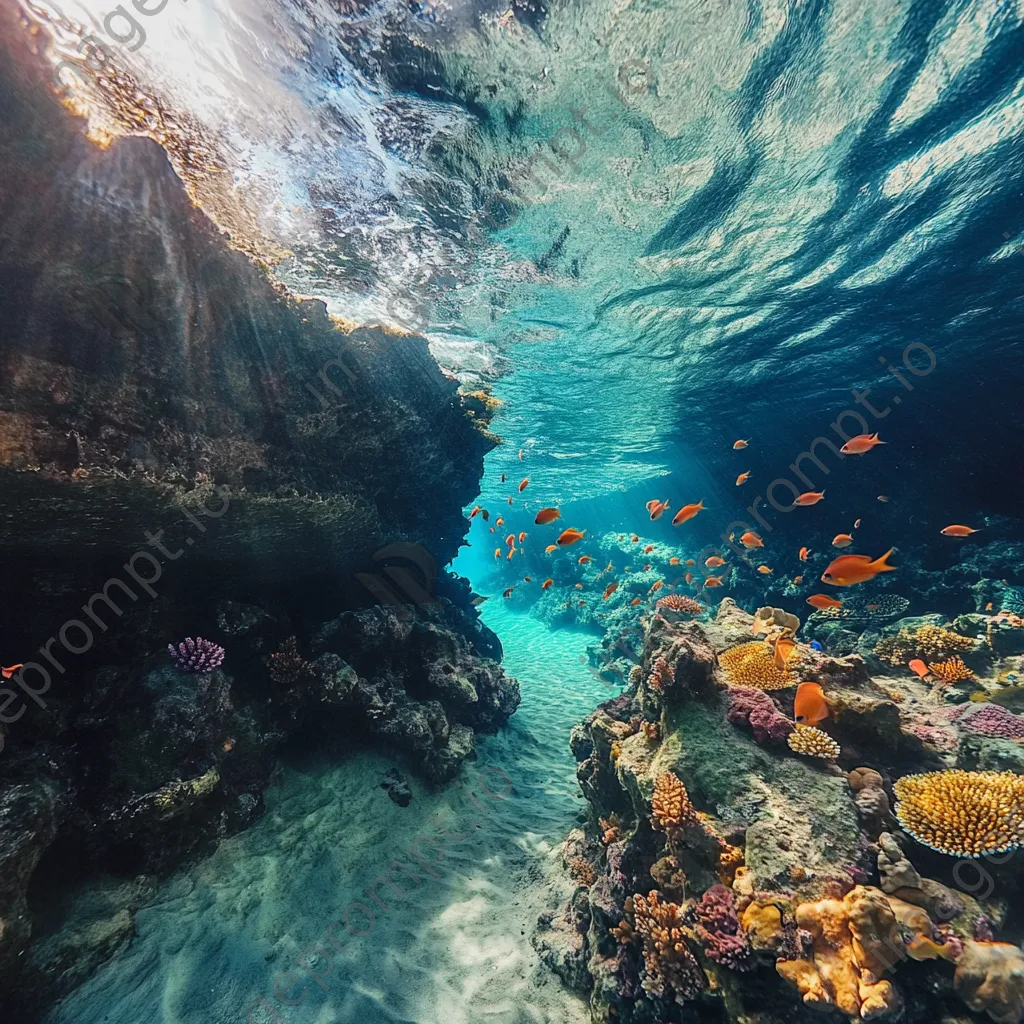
[
  {"x1": 719, "y1": 641, "x2": 796, "y2": 690},
  {"x1": 788, "y1": 725, "x2": 841, "y2": 760},
  {"x1": 893, "y1": 770, "x2": 1024, "y2": 857},
  {"x1": 874, "y1": 625, "x2": 975, "y2": 666}
]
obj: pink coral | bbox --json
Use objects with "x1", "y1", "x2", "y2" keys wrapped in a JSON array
[
  {"x1": 689, "y1": 884, "x2": 755, "y2": 972},
  {"x1": 726, "y1": 686, "x2": 794, "y2": 744},
  {"x1": 948, "y1": 703, "x2": 1024, "y2": 740}
]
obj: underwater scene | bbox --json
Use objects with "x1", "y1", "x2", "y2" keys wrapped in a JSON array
[{"x1": 2, "y1": 0, "x2": 1024, "y2": 1022}]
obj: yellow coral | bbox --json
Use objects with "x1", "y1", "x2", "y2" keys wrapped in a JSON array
[
  {"x1": 874, "y1": 625, "x2": 975, "y2": 666},
  {"x1": 928, "y1": 656, "x2": 976, "y2": 684},
  {"x1": 741, "y1": 901, "x2": 785, "y2": 953},
  {"x1": 610, "y1": 740, "x2": 623, "y2": 763},
  {"x1": 893, "y1": 770, "x2": 1024, "y2": 858},
  {"x1": 631, "y1": 891, "x2": 707, "y2": 1003},
  {"x1": 651, "y1": 771, "x2": 697, "y2": 833},
  {"x1": 717, "y1": 842, "x2": 744, "y2": 883},
  {"x1": 719, "y1": 641, "x2": 796, "y2": 691},
  {"x1": 787, "y1": 725, "x2": 841, "y2": 760}
]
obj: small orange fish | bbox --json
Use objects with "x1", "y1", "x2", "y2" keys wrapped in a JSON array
[
  {"x1": 557, "y1": 528, "x2": 586, "y2": 546},
  {"x1": 631, "y1": 534, "x2": 640, "y2": 543},
  {"x1": 1, "y1": 663, "x2": 24, "y2": 679},
  {"x1": 669, "y1": 557, "x2": 680, "y2": 565},
  {"x1": 774, "y1": 635, "x2": 798, "y2": 669},
  {"x1": 644, "y1": 544, "x2": 654, "y2": 553},
  {"x1": 853, "y1": 519, "x2": 862, "y2": 529},
  {"x1": 644, "y1": 564, "x2": 651, "y2": 571},
  {"x1": 740, "y1": 531, "x2": 763, "y2": 549},
  {"x1": 705, "y1": 555, "x2": 725, "y2": 568},
  {"x1": 505, "y1": 533, "x2": 515, "y2": 547},
  {"x1": 940, "y1": 525, "x2": 980, "y2": 537},
  {"x1": 685, "y1": 559, "x2": 695, "y2": 567},
  {"x1": 496, "y1": 517, "x2": 504, "y2": 527},
  {"x1": 545, "y1": 544, "x2": 557, "y2": 553},
  {"x1": 518, "y1": 477, "x2": 529, "y2": 492},
  {"x1": 469, "y1": 505, "x2": 482, "y2": 518},
  {"x1": 795, "y1": 491, "x2": 825, "y2": 506},
  {"x1": 630, "y1": 597, "x2": 641, "y2": 606},
  {"x1": 821, "y1": 549, "x2": 897, "y2": 586},
  {"x1": 605, "y1": 562, "x2": 614, "y2": 571},
  {"x1": 535, "y1": 507, "x2": 561, "y2": 525},
  {"x1": 685, "y1": 572, "x2": 694, "y2": 584},
  {"x1": 799, "y1": 547, "x2": 811, "y2": 561},
  {"x1": 650, "y1": 581, "x2": 663, "y2": 593},
  {"x1": 518, "y1": 531, "x2": 527, "y2": 543},
  {"x1": 733, "y1": 439, "x2": 749, "y2": 449},
  {"x1": 503, "y1": 587, "x2": 514, "y2": 598},
  {"x1": 646, "y1": 498, "x2": 671, "y2": 520},
  {"x1": 877, "y1": 495, "x2": 890, "y2": 503},
  {"x1": 578, "y1": 555, "x2": 592, "y2": 564},
  {"x1": 506, "y1": 548, "x2": 515, "y2": 561},
  {"x1": 832, "y1": 534, "x2": 854, "y2": 548},
  {"x1": 735, "y1": 471, "x2": 750, "y2": 486},
  {"x1": 985, "y1": 602, "x2": 994, "y2": 611},
  {"x1": 793, "y1": 575, "x2": 804, "y2": 584},
  {"x1": 672, "y1": 500, "x2": 705, "y2": 526},
  {"x1": 807, "y1": 594, "x2": 842, "y2": 610},
  {"x1": 908, "y1": 658, "x2": 930, "y2": 679},
  {"x1": 541, "y1": 579, "x2": 554, "y2": 589},
  {"x1": 866, "y1": 604, "x2": 880, "y2": 611},
  {"x1": 494, "y1": 547, "x2": 501, "y2": 559},
  {"x1": 704, "y1": 575, "x2": 724, "y2": 588},
  {"x1": 575, "y1": 583, "x2": 584, "y2": 589},
  {"x1": 840, "y1": 433, "x2": 885, "y2": 455},
  {"x1": 222, "y1": 738, "x2": 235, "y2": 752},
  {"x1": 793, "y1": 682, "x2": 830, "y2": 725},
  {"x1": 757, "y1": 565, "x2": 772, "y2": 575},
  {"x1": 603, "y1": 582, "x2": 618, "y2": 600}
]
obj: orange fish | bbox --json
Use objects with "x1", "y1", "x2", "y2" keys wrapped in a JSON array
[
  {"x1": 740, "y1": 531, "x2": 763, "y2": 549},
  {"x1": 524, "y1": 576, "x2": 532, "y2": 583},
  {"x1": 793, "y1": 575, "x2": 804, "y2": 584},
  {"x1": 853, "y1": 519, "x2": 862, "y2": 529},
  {"x1": 650, "y1": 581, "x2": 663, "y2": 593},
  {"x1": 469, "y1": 505, "x2": 482, "y2": 519},
  {"x1": 518, "y1": 531, "x2": 527, "y2": 543},
  {"x1": 685, "y1": 559, "x2": 695, "y2": 566},
  {"x1": 631, "y1": 534, "x2": 640, "y2": 543},
  {"x1": 866, "y1": 604, "x2": 880, "y2": 611},
  {"x1": 535, "y1": 507, "x2": 561, "y2": 525},
  {"x1": 605, "y1": 562, "x2": 614, "y2": 571},
  {"x1": 1, "y1": 663, "x2": 24, "y2": 679},
  {"x1": 603, "y1": 582, "x2": 618, "y2": 600},
  {"x1": 223, "y1": 739, "x2": 235, "y2": 752},
  {"x1": 821, "y1": 549, "x2": 897, "y2": 587},
  {"x1": 799, "y1": 547, "x2": 811, "y2": 561},
  {"x1": 578, "y1": 555, "x2": 593, "y2": 564},
  {"x1": 489, "y1": 527, "x2": 495, "y2": 533},
  {"x1": 506, "y1": 547, "x2": 515, "y2": 561},
  {"x1": 806, "y1": 594, "x2": 842, "y2": 610},
  {"x1": 940, "y1": 525, "x2": 980, "y2": 537},
  {"x1": 793, "y1": 682, "x2": 830, "y2": 725},
  {"x1": 505, "y1": 533, "x2": 515, "y2": 547},
  {"x1": 985, "y1": 602, "x2": 994, "y2": 612},
  {"x1": 685, "y1": 572, "x2": 694, "y2": 584},
  {"x1": 518, "y1": 477, "x2": 529, "y2": 492},
  {"x1": 735, "y1": 471, "x2": 750, "y2": 486},
  {"x1": 495, "y1": 517, "x2": 504, "y2": 527},
  {"x1": 557, "y1": 528, "x2": 586, "y2": 546},
  {"x1": 575, "y1": 583, "x2": 584, "y2": 589},
  {"x1": 840, "y1": 433, "x2": 885, "y2": 455},
  {"x1": 644, "y1": 564, "x2": 651, "y2": 571},
  {"x1": 545, "y1": 544, "x2": 557, "y2": 553},
  {"x1": 795, "y1": 491, "x2": 825, "y2": 506},
  {"x1": 733, "y1": 439, "x2": 749, "y2": 449},
  {"x1": 503, "y1": 587, "x2": 514, "y2": 598},
  {"x1": 646, "y1": 498, "x2": 671, "y2": 520},
  {"x1": 704, "y1": 575, "x2": 724, "y2": 588},
  {"x1": 877, "y1": 495, "x2": 890, "y2": 502},
  {"x1": 669, "y1": 557, "x2": 680, "y2": 565},
  {"x1": 773, "y1": 635, "x2": 798, "y2": 669},
  {"x1": 705, "y1": 556, "x2": 725, "y2": 568},
  {"x1": 832, "y1": 534, "x2": 854, "y2": 548},
  {"x1": 630, "y1": 597, "x2": 641, "y2": 606},
  {"x1": 541, "y1": 579, "x2": 554, "y2": 589},
  {"x1": 644, "y1": 544, "x2": 654, "y2": 554},
  {"x1": 494, "y1": 548, "x2": 501, "y2": 559},
  {"x1": 757, "y1": 565, "x2": 772, "y2": 575},
  {"x1": 672, "y1": 500, "x2": 705, "y2": 526},
  {"x1": 908, "y1": 658, "x2": 930, "y2": 679}
]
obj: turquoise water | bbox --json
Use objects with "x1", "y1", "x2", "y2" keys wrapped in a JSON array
[{"x1": 45, "y1": 608, "x2": 608, "y2": 1024}]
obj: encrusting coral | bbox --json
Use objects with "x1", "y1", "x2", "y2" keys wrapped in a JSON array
[
  {"x1": 629, "y1": 891, "x2": 708, "y2": 1004},
  {"x1": 945, "y1": 702, "x2": 1024, "y2": 739},
  {"x1": 874, "y1": 625, "x2": 975, "y2": 666},
  {"x1": 726, "y1": 686, "x2": 795, "y2": 744},
  {"x1": 787, "y1": 724, "x2": 841, "y2": 760},
  {"x1": 893, "y1": 770, "x2": 1024, "y2": 857},
  {"x1": 719, "y1": 640, "x2": 796, "y2": 690},
  {"x1": 954, "y1": 940, "x2": 1024, "y2": 1024}
]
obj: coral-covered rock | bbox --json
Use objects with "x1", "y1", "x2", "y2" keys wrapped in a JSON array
[
  {"x1": 688, "y1": 884, "x2": 755, "y2": 971},
  {"x1": 726, "y1": 686, "x2": 795, "y2": 744},
  {"x1": 954, "y1": 941, "x2": 1024, "y2": 1024},
  {"x1": 849, "y1": 768, "x2": 895, "y2": 838}
]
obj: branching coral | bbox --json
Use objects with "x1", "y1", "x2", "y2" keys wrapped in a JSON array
[
  {"x1": 929, "y1": 656, "x2": 976, "y2": 684},
  {"x1": 874, "y1": 625, "x2": 975, "y2": 666},
  {"x1": 787, "y1": 725, "x2": 841, "y2": 760},
  {"x1": 168, "y1": 637, "x2": 225, "y2": 673},
  {"x1": 651, "y1": 771, "x2": 697, "y2": 835},
  {"x1": 647, "y1": 655, "x2": 672, "y2": 692},
  {"x1": 268, "y1": 636, "x2": 312, "y2": 687},
  {"x1": 568, "y1": 857, "x2": 598, "y2": 886},
  {"x1": 726, "y1": 686, "x2": 795, "y2": 744},
  {"x1": 656, "y1": 594, "x2": 704, "y2": 616},
  {"x1": 893, "y1": 770, "x2": 1024, "y2": 857},
  {"x1": 719, "y1": 641, "x2": 796, "y2": 690},
  {"x1": 689, "y1": 884, "x2": 755, "y2": 971},
  {"x1": 599, "y1": 815, "x2": 622, "y2": 845},
  {"x1": 631, "y1": 891, "x2": 707, "y2": 1003}
]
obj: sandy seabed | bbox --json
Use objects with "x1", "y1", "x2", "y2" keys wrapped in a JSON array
[{"x1": 46, "y1": 607, "x2": 610, "y2": 1024}]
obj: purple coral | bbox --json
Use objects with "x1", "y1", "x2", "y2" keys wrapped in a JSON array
[
  {"x1": 726, "y1": 686, "x2": 794, "y2": 744},
  {"x1": 953, "y1": 703, "x2": 1024, "y2": 740},
  {"x1": 689, "y1": 884, "x2": 756, "y2": 972},
  {"x1": 168, "y1": 637, "x2": 225, "y2": 673}
]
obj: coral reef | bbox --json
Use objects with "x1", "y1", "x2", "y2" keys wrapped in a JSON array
[
  {"x1": 929, "y1": 655, "x2": 977, "y2": 684},
  {"x1": 167, "y1": 637, "x2": 226, "y2": 673},
  {"x1": 954, "y1": 941, "x2": 1024, "y2": 1024},
  {"x1": 726, "y1": 686, "x2": 795, "y2": 744},
  {"x1": 946, "y1": 702, "x2": 1024, "y2": 740},
  {"x1": 787, "y1": 725, "x2": 841, "y2": 760},
  {"x1": 751, "y1": 605, "x2": 800, "y2": 635},
  {"x1": 893, "y1": 770, "x2": 1024, "y2": 856},
  {"x1": 628, "y1": 891, "x2": 707, "y2": 1003},
  {"x1": 688, "y1": 884, "x2": 755, "y2": 971},
  {"x1": 718, "y1": 640, "x2": 796, "y2": 690},
  {"x1": 651, "y1": 770, "x2": 697, "y2": 835},
  {"x1": 655, "y1": 594, "x2": 704, "y2": 616},
  {"x1": 874, "y1": 625, "x2": 976, "y2": 666}
]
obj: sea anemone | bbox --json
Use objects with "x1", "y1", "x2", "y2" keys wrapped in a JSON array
[
  {"x1": 787, "y1": 725, "x2": 840, "y2": 760},
  {"x1": 893, "y1": 770, "x2": 1024, "y2": 857},
  {"x1": 168, "y1": 637, "x2": 225, "y2": 673},
  {"x1": 719, "y1": 641, "x2": 795, "y2": 691},
  {"x1": 657, "y1": 594, "x2": 704, "y2": 616}
]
